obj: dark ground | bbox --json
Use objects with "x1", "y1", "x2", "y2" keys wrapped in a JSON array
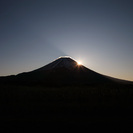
[{"x1": 0, "y1": 83, "x2": 133, "y2": 132}]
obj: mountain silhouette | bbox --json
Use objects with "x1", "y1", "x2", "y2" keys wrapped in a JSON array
[
  {"x1": 0, "y1": 57, "x2": 132, "y2": 86},
  {"x1": 1, "y1": 56, "x2": 133, "y2": 130}
]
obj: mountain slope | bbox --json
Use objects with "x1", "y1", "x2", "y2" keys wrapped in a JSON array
[{"x1": 0, "y1": 57, "x2": 132, "y2": 86}]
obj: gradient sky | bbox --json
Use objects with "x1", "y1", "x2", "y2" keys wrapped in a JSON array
[{"x1": 0, "y1": 0, "x2": 133, "y2": 81}]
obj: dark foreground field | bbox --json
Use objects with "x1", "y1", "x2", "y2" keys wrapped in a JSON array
[{"x1": 0, "y1": 83, "x2": 133, "y2": 132}]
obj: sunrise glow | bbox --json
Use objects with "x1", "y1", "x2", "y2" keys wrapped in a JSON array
[{"x1": 77, "y1": 61, "x2": 82, "y2": 65}]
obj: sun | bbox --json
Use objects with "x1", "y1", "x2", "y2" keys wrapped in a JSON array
[{"x1": 77, "y1": 61, "x2": 82, "y2": 65}]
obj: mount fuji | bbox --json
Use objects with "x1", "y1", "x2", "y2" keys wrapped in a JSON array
[
  {"x1": 0, "y1": 57, "x2": 133, "y2": 130},
  {"x1": 0, "y1": 56, "x2": 132, "y2": 86}
]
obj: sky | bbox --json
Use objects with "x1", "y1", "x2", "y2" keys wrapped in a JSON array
[{"x1": 0, "y1": 0, "x2": 133, "y2": 81}]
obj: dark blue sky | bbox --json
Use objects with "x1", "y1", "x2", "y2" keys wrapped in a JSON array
[{"x1": 0, "y1": 0, "x2": 133, "y2": 81}]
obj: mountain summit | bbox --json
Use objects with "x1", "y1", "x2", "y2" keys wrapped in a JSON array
[{"x1": 34, "y1": 56, "x2": 79, "y2": 71}]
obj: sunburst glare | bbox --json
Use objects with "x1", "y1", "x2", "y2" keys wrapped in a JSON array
[{"x1": 77, "y1": 61, "x2": 82, "y2": 65}]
